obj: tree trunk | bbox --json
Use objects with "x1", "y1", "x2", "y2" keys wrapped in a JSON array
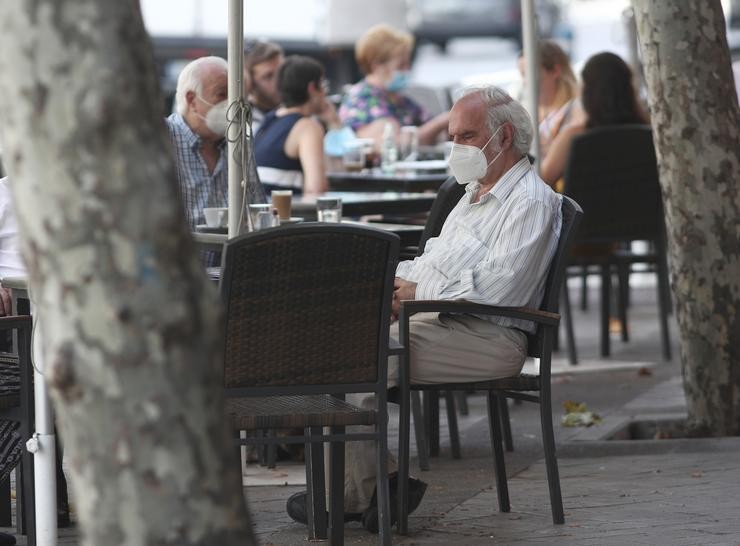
[
  {"x1": 0, "y1": 1, "x2": 256, "y2": 543},
  {"x1": 633, "y1": 0, "x2": 740, "y2": 436}
]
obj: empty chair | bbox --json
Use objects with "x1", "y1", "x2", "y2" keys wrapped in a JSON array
[{"x1": 219, "y1": 223, "x2": 399, "y2": 545}]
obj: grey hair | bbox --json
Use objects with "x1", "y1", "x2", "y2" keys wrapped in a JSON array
[
  {"x1": 175, "y1": 56, "x2": 228, "y2": 116},
  {"x1": 455, "y1": 85, "x2": 534, "y2": 156}
]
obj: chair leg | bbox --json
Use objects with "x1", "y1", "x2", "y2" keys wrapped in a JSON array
[
  {"x1": 656, "y1": 253, "x2": 672, "y2": 361},
  {"x1": 305, "y1": 427, "x2": 327, "y2": 540},
  {"x1": 562, "y1": 281, "x2": 578, "y2": 365},
  {"x1": 398, "y1": 384, "x2": 412, "y2": 534},
  {"x1": 424, "y1": 392, "x2": 440, "y2": 457},
  {"x1": 376, "y1": 422, "x2": 392, "y2": 545},
  {"x1": 444, "y1": 391, "x2": 461, "y2": 459},
  {"x1": 499, "y1": 396, "x2": 514, "y2": 452},
  {"x1": 328, "y1": 426, "x2": 345, "y2": 546},
  {"x1": 617, "y1": 262, "x2": 630, "y2": 342},
  {"x1": 411, "y1": 391, "x2": 430, "y2": 472},
  {"x1": 580, "y1": 265, "x2": 589, "y2": 311},
  {"x1": 487, "y1": 391, "x2": 510, "y2": 513},
  {"x1": 600, "y1": 264, "x2": 611, "y2": 357},
  {"x1": 266, "y1": 430, "x2": 277, "y2": 469},
  {"x1": 454, "y1": 391, "x2": 469, "y2": 416},
  {"x1": 539, "y1": 366, "x2": 565, "y2": 524},
  {"x1": 0, "y1": 477, "x2": 10, "y2": 526}
]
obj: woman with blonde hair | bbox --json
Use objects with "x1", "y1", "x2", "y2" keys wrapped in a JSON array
[
  {"x1": 339, "y1": 24, "x2": 448, "y2": 147},
  {"x1": 519, "y1": 40, "x2": 581, "y2": 157}
]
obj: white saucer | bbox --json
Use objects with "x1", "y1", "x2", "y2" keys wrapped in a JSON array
[{"x1": 280, "y1": 217, "x2": 304, "y2": 225}]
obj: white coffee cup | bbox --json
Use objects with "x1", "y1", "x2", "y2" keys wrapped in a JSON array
[{"x1": 203, "y1": 207, "x2": 228, "y2": 228}]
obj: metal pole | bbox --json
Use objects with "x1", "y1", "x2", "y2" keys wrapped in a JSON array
[
  {"x1": 26, "y1": 303, "x2": 57, "y2": 545},
  {"x1": 623, "y1": 7, "x2": 643, "y2": 94},
  {"x1": 227, "y1": 0, "x2": 244, "y2": 238},
  {"x1": 521, "y1": 0, "x2": 541, "y2": 170}
]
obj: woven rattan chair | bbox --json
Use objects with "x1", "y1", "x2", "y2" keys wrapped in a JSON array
[
  {"x1": 395, "y1": 196, "x2": 583, "y2": 533},
  {"x1": 0, "y1": 316, "x2": 35, "y2": 545},
  {"x1": 563, "y1": 125, "x2": 671, "y2": 360},
  {"x1": 219, "y1": 223, "x2": 399, "y2": 546}
]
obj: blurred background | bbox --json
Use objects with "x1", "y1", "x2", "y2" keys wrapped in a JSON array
[{"x1": 140, "y1": 0, "x2": 740, "y2": 112}]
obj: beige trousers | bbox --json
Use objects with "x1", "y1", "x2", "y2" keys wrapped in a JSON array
[{"x1": 341, "y1": 312, "x2": 527, "y2": 513}]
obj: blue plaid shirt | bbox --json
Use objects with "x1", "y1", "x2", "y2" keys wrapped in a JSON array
[{"x1": 165, "y1": 113, "x2": 228, "y2": 228}]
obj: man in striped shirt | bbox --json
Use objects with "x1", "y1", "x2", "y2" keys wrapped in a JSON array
[
  {"x1": 391, "y1": 85, "x2": 563, "y2": 383},
  {"x1": 165, "y1": 57, "x2": 229, "y2": 229},
  {"x1": 288, "y1": 85, "x2": 563, "y2": 533}
]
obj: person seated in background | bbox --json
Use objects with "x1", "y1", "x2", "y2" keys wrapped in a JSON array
[
  {"x1": 243, "y1": 41, "x2": 284, "y2": 134},
  {"x1": 339, "y1": 24, "x2": 449, "y2": 149},
  {"x1": 165, "y1": 56, "x2": 229, "y2": 229},
  {"x1": 518, "y1": 40, "x2": 583, "y2": 160},
  {"x1": 540, "y1": 52, "x2": 649, "y2": 187},
  {"x1": 254, "y1": 55, "x2": 332, "y2": 195}
]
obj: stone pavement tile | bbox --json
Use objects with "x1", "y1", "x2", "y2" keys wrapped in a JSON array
[{"x1": 422, "y1": 443, "x2": 740, "y2": 545}]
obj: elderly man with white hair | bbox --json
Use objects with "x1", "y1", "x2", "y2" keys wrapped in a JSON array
[
  {"x1": 287, "y1": 85, "x2": 563, "y2": 534},
  {"x1": 165, "y1": 56, "x2": 229, "y2": 229}
]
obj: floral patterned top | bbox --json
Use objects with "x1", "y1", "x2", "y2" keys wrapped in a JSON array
[{"x1": 339, "y1": 79, "x2": 428, "y2": 130}]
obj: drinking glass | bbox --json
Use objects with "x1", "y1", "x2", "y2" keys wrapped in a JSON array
[
  {"x1": 399, "y1": 126, "x2": 419, "y2": 161},
  {"x1": 316, "y1": 197, "x2": 342, "y2": 223},
  {"x1": 342, "y1": 142, "x2": 365, "y2": 172}
]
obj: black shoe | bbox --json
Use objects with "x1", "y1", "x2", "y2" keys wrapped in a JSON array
[
  {"x1": 0, "y1": 532, "x2": 16, "y2": 545},
  {"x1": 361, "y1": 474, "x2": 428, "y2": 534},
  {"x1": 286, "y1": 491, "x2": 362, "y2": 525}
]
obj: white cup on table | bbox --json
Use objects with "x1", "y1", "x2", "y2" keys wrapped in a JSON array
[{"x1": 203, "y1": 207, "x2": 228, "y2": 228}]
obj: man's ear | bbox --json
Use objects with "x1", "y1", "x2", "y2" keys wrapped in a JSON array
[
  {"x1": 500, "y1": 122, "x2": 515, "y2": 151},
  {"x1": 185, "y1": 90, "x2": 197, "y2": 108}
]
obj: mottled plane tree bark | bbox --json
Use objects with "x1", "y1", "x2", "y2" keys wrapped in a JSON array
[
  {"x1": 633, "y1": 1, "x2": 740, "y2": 436},
  {"x1": 0, "y1": 0, "x2": 256, "y2": 543}
]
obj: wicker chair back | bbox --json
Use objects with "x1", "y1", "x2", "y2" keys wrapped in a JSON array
[{"x1": 220, "y1": 223, "x2": 399, "y2": 390}]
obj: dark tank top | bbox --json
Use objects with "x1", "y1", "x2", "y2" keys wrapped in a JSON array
[{"x1": 254, "y1": 111, "x2": 303, "y2": 171}]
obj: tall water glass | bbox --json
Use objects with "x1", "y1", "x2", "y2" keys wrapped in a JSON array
[{"x1": 316, "y1": 197, "x2": 342, "y2": 223}]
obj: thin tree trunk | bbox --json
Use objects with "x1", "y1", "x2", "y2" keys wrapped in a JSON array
[
  {"x1": 633, "y1": 0, "x2": 740, "y2": 436},
  {"x1": 0, "y1": 1, "x2": 256, "y2": 543}
]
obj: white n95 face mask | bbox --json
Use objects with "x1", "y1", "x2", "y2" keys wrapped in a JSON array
[
  {"x1": 447, "y1": 125, "x2": 504, "y2": 184},
  {"x1": 197, "y1": 96, "x2": 229, "y2": 137}
]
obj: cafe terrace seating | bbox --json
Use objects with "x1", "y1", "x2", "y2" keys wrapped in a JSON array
[
  {"x1": 394, "y1": 195, "x2": 583, "y2": 533},
  {"x1": 219, "y1": 223, "x2": 400, "y2": 545}
]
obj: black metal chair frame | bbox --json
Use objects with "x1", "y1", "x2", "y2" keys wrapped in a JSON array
[
  {"x1": 562, "y1": 124, "x2": 672, "y2": 360},
  {"x1": 219, "y1": 223, "x2": 400, "y2": 546},
  {"x1": 396, "y1": 196, "x2": 583, "y2": 533},
  {"x1": 0, "y1": 315, "x2": 35, "y2": 545}
]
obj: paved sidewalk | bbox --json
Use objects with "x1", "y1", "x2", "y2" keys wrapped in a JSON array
[{"x1": 8, "y1": 285, "x2": 740, "y2": 545}]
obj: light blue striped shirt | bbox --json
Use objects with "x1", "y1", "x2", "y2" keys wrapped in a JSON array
[
  {"x1": 396, "y1": 157, "x2": 562, "y2": 333},
  {"x1": 165, "y1": 113, "x2": 228, "y2": 229}
]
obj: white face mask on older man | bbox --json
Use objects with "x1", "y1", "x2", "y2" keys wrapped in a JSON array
[
  {"x1": 447, "y1": 125, "x2": 504, "y2": 184},
  {"x1": 196, "y1": 96, "x2": 229, "y2": 137}
]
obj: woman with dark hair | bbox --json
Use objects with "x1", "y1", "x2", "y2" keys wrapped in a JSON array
[
  {"x1": 540, "y1": 52, "x2": 648, "y2": 188},
  {"x1": 254, "y1": 55, "x2": 333, "y2": 195}
]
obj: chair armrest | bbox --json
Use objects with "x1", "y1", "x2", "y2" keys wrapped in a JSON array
[
  {"x1": 0, "y1": 315, "x2": 32, "y2": 331},
  {"x1": 399, "y1": 299, "x2": 560, "y2": 327}
]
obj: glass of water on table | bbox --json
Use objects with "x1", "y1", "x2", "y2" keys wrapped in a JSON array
[{"x1": 316, "y1": 197, "x2": 342, "y2": 223}]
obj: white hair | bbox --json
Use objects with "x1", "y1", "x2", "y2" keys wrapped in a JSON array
[
  {"x1": 455, "y1": 85, "x2": 534, "y2": 156},
  {"x1": 174, "y1": 56, "x2": 228, "y2": 116}
]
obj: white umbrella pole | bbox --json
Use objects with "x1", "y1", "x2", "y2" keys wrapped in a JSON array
[
  {"x1": 227, "y1": 0, "x2": 244, "y2": 238},
  {"x1": 28, "y1": 315, "x2": 57, "y2": 546},
  {"x1": 521, "y1": 0, "x2": 541, "y2": 169}
]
